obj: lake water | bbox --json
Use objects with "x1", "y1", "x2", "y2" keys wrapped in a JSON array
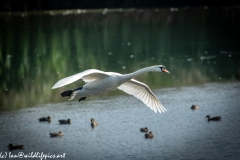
[
  {"x1": 0, "y1": 82, "x2": 240, "y2": 159},
  {"x1": 0, "y1": 6, "x2": 240, "y2": 160}
]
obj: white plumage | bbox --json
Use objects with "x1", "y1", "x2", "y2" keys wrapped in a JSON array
[{"x1": 52, "y1": 65, "x2": 170, "y2": 113}]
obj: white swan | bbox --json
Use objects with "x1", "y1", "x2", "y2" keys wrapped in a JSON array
[{"x1": 52, "y1": 65, "x2": 170, "y2": 113}]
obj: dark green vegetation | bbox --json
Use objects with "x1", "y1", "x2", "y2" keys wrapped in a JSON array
[{"x1": 0, "y1": 7, "x2": 239, "y2": 110}]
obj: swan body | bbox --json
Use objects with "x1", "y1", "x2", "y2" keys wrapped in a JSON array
[{"x1": 52, "y1": 65, "x2": 170, "y2": 113}]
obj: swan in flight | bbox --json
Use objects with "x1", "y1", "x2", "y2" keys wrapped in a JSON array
[{"x1": 52, "y1": 65, "x2": 170, "y2": 113}]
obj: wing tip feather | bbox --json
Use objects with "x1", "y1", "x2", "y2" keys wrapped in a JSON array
[{"x1": 52, "y1": 85, "x2": 59, "y2": 89}]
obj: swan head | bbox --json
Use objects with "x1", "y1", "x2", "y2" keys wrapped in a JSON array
[{"x1": 154, "y1": 65, "x2": 170, "y2": 74}]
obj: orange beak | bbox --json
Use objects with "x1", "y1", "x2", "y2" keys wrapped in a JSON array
[{"x1": 162, "y1": 68, "x2": 170, "y2": 74}]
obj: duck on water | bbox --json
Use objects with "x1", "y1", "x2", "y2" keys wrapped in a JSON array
[
  {"x1": 206, "y1": 115, "x2": 221, "y2": 121},
  {"x1": 8, "y1": 144, "x2": 24, "y2": 150}
]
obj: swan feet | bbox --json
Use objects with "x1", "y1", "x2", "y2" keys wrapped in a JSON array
[
  {"x1": 61, "y1": 90, "x2": 73, "y2": 97},
  {"x1": 79, "y1": 97, "x2": 87, "y2": 102},
  {"x1": 60, "y1": 87, "x2": 83, "y2": 97}
]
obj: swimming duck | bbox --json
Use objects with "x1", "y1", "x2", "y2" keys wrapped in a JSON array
[
  {"x1": 191, "y1": 105, "x2": 199, "y2": 110},
  {"x1": 8, "y1": 144, "x2": 24, "y2": 150},
  {"x1": 52, "y1": 65, "x2": 170, "y2": 113},
  {"x1": 140, "y1": 127, "x2": 148, "y2": 132},
  {"x1": 205, "y1": 115, "x2": 221, "y2": 121},
  {"x1": 145, "y1": 132, "x2": 154, "y2": 139},
  {"x1": 58, "y1": 118, "x2": 71, "y2": 124},
  {"x1": 91, "y1": 118, "x2": 98, "y2": 127},
  {"x1": 50, "y1": 131, "x2": 63, "y2": 137},
  {"x1": 39, "y1": 116, "x2": 51, "y2": 122}
]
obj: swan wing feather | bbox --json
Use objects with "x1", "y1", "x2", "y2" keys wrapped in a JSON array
[
  {"x1": 117, "y1": 79, "x2": 167, "y2": 113},
  {"x1": 52, "y1": 69, "x2": 109, "y2": 89}
]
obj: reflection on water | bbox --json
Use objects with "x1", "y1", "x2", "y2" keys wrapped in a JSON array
[
  {"x1": 0, "y1": 82, "x2": 240, "y2": 159},
  {"x1": 0, "y1": 7, "x2": 240, "y2": 110}
]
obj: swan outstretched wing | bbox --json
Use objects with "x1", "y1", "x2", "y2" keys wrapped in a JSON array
[
  {"x1": 117, "y1": 79, "x2": 167, "y2": 113},
  {"x1": 52, "y1": 69, "x2": 109, "y2": 89}
]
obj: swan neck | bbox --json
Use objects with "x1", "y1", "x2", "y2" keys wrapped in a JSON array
[{"x1": 124, "y1": 67, "x2": 154, "y2": 79}]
